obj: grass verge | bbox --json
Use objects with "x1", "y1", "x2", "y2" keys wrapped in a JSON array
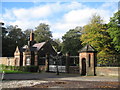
[{"x1": 0, "y1": 69, "x2": 31, "y2": 74}]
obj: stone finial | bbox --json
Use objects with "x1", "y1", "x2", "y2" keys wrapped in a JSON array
[{"x1": 14, "y1": 46, "x2": 20, "y2": 56}]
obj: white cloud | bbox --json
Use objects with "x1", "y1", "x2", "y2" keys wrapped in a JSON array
[
  {"x1": 52, "y1": 32, "x2": 64, "y2": 39},
  {"x1": 51, "y1": 2, "x2": 117, "y2": 39},
  {"x1": 63, "y1": 8, "x2": 96, "y2": 24},
  {"x1": 1, "y1": 2, "x2": 117, "y2": 39},
  {"x1": 9, "y1": 19, "x2": 50, "y2": 31},
  {"x1": 66, "y1": 2, "x2": 86, "y2": 10},
  {"x1": 12, "y1": 6, "x2": 52, "y2": 21}
]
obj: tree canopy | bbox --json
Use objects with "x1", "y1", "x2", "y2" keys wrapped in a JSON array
[
  {"x1": 80, "y1": 14, "x2": 115, "y2": 56},
  {"x1": 107, "y1": 10, "x2": 120, "y2": 53},
  {"x1": 34, "y1": 23, "x2": 52, "y2": 43},
  {"x1": 62, "y1": 26, "x2": 83, "y2": 55},
  {"x1": 2, "y1": 25, "x2": 27, "y2": 57}
]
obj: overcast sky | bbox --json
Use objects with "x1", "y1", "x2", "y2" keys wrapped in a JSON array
[{"x1": 0, "y1": 1, "x2": 118, "y2": 39}]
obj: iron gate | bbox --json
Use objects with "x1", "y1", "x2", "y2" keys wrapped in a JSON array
[{"x1": 48, "y1": 55, "x2": 79, "y2": 73}]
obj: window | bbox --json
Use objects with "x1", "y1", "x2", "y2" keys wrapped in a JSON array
[
  {"x1": 89, "y1": 54, "x2": 91, "y2": 67},
  {"x1": 26, "y1": 57, "x2": 30, "y2": 66}
]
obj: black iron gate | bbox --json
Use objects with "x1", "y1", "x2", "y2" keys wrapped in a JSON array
[
  {"x1": 49, "y1": 55, "x2": 66, "y2": 72},
  {"x1": 48, "y1": 55, "x2": 79, "y2": 73}
]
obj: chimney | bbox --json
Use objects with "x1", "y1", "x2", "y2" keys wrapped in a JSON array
[
  {"x1": 30, "y1": 30, "x2": 34, "y2": 41},
  {"x1": 28, "y1": 30, "x2": 35, "y2": 47}
]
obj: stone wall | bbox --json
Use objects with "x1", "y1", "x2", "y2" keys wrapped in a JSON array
[
  {"x1": 68, "y1": 66, "x2": 119, "y2": 76},
  {"x1": 0, "y1": 57, "x2": 15, "y2": 66},
  {"x1": 96, "y1": 67, "x2": 119, "y2": 76},
  {"x1": 0, "y1": 57, "x2": 8, "y2": 65}
]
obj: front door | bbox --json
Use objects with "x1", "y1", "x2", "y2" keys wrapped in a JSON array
[{"x1": 82, "y1": 58, "x2": 86, "y2": 75}]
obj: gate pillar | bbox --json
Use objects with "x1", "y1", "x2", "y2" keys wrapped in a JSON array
[
  {"x1": 45, "y1": 54, "x2": 49, "y2": 72},
  {"x1": 34, "y1": 52, "x2": 38, "y2": 66},
  {"x1": 79, "y1": 44, "x2": 97, "y2": 76},
  {"x1": 66, "y1": 52, "x2": 70, "y2": 73}
]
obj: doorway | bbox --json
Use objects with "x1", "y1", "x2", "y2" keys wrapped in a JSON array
[{"x1": 82, "y1": 58, "x2": 86, "y2": 75}]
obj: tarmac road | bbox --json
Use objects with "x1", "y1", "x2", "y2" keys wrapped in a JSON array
[
  {"x1": 2, "y1": 72, "x2": 119, "y2": 81},
  {"x1": 1, "y1": 72, "x2": 119, "y2": 89}
]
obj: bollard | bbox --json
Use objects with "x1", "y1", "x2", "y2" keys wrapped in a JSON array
[{"x1": 1, "y1": 71, "x2": 5, "y2": 81}]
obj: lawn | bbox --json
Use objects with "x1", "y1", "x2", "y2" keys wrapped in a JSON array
[
  {"x1": 0, "y1": 69, "x2": 31, "y2": 74},
  {"x1": 0, "y1": 64, "x2": 38, "y2": 74}
]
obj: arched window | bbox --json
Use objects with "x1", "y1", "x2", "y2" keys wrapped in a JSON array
[{"x1": 89, "y1": 54, "x2": 91, "y2": 67}]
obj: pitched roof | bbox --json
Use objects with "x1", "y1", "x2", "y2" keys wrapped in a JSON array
[
  {"x1": 79, "y1": 44, "x2": 96, "y2": 52},
  {"x1": 32, "y1": 42, "x2": 46, "y2": 51}
]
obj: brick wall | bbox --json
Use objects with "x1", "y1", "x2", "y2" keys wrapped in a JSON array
[
  {"x1": 96, "y1": 67, "x2": 119, "y2": 76},
  {"x1": 69, "y1": 66, "x2": 119, "y2": 76}
]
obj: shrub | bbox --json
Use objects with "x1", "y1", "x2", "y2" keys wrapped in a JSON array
[{"x1": 0, "y1": 64, "x2": 39, "y2": 72}]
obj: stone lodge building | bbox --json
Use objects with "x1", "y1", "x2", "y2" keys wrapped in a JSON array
[{"x1": 8, "y1": 31, "x2": 57, "y2": 67}]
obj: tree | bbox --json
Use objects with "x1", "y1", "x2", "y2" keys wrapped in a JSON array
[
  {"x1": 80, "y1": 14, "x2": 114, "y2": 56},
  {"x1": 62, "y1": 26, "x2": 83, "y2": 55},
  {"x1": 34, "y1": 23, "x2": 52, "y2": 42},
  {"x1": 3, "y1": 25, "x2": 27, "y2": 57},
  {"x1": 107, "y1": 10, "x2": 120, "y2": 53},
  {"x1": 24, "y1": 29, "x2": 32, "y2": 41},
  {"x1": 1, "y1": 22, "x2": 7, "y2": 57}
]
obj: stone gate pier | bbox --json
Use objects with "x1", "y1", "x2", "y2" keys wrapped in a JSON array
[{"x1": 79, "y1": 44, "x2": 97, "y2": 76}]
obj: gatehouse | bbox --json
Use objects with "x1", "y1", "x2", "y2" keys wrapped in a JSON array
[{"x1": 1, "y1": 31, "x2": 97, "y2": 76}]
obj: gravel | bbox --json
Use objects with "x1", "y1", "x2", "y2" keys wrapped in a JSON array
[
  {"x1": 1, "y1": 80, "x2": 119, "y2": 89},
  {"x1": 1, "y1": 80, "x2": 49, "y2": 89}
]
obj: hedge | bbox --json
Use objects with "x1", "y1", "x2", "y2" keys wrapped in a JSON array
[{"x1": 0, "y1": 64, "x2": 39, "y2": 72}]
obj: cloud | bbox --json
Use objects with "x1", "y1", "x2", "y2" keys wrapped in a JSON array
[
  {"x1": 51, "y1": 2, "x2": 117, "y2": 39},
  {"x1": 66, "y1": 2, "x2": 86, "y2": 10},
  {"x1": 52, "y1": 32, "x2": 64, "y2": 39},
  {"x1": 1, "y1": 2, "x2": 117, "y2": 39},
  {"x1": 63, "y1": 9, "x2": 96, "y2": 24}
]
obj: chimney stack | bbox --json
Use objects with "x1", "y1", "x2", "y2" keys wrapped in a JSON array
[
  {"x1": 30, "y1": 30, "x2": 34, "y2": 41},
  {"x1": 28, "y1": 30, "x2": 35, "y2": 47}
]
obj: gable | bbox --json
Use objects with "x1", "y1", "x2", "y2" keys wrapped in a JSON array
[
  {"x1": 79, "y1": 44, "x2": 96, "y2": 53},
  {"x1": 34, "y1": 41, "x2": 57, "y2": 56}
]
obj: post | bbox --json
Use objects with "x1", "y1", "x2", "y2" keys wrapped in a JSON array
[
  {"x1": 34, "y1": 52, "x2": 38, "y2": 66},
  {"x1": 56, "y1": 54, "x2": 59, "y2": 75},
  {"x1": 66, "y1": 52, "x2": 70, "y2": 73},
  {"x1": 45, "y1": 54, "x2": 49, "y2": 72},
  {"x1": 79, "y1": 53, "x2": 82, "y2": 75},
  {"x1": 1, "y1": 71, "x2": 5, "y2": 81}
]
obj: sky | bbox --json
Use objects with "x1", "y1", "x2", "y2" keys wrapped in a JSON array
[{"x1": 0, "y1": 0, "x2": 118, "y2": 40}]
